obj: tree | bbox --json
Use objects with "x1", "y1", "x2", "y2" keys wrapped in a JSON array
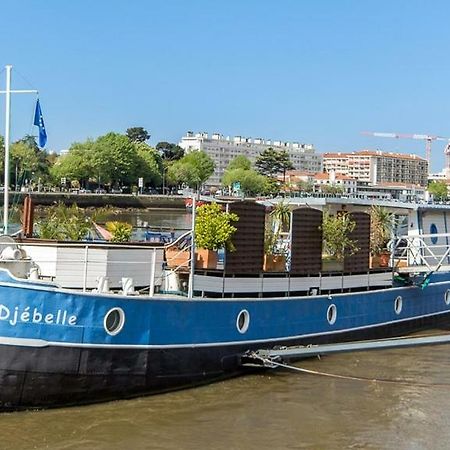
[
  {"x1": 156, "y1": 142, "x2": 184, "y2": 161},
  {"x1": 222, "y1": 168, "x2": 266, "y2": 196},
  {"x1": 255, "y1": 147, "x2": 294, "y2": 179},
  {"x1": 428, "y1": 181, "x2": 448, "y2": 201},
  {"x1": 322, "y1": 211, "x2": 359, "y2": 262},
  {"x1": 135, "y1": 143, "x2": 163, "y2": 187},
  {"x1": 226, "y1": 155, "x2": 251, "y2": 171},
  {"x1": 126, "y1": 127, "x2": 150, "y2": 143},
  {"x1": 167, "y1": 151, "x2": 214, "y2": 191},
  {"x1": 51, "y1": 140, "x2": 95, "y2": 187}
]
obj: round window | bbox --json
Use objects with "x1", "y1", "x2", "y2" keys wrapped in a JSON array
[
  {"x1": 445, "y1": 290, "x2": 450, "y2": 305},
  {"x1": 394, "y1": 296, "x2": 402, "y2": 315},
  {"x1": 104, "y1": 307, "x2": 125, "y2": 336},
  {"x1": 236, "y1": 310, "x2": 250, "y2": 334},
  {"x1": 430, "y1": 224, "x2": 438, "y2": 245},
  {"x1": 327, "y1": 304, "x2": 337, "y2": 325}
]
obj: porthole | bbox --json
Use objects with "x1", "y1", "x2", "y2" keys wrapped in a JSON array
[
  {"x1": 445, "y1": 290, "x2": 450, "y2": 305},
  {"x1": 327, "y1": 304, "x2": 337, "y2": 325},
  {"x1": 394, "y1": 296, "x2": 402, "y2": 315},
  {"x1": 236, "y1": 309, "x2": 250, "y2": 334},
  {"x1": 430, "y1": 224, "x2": 438, "y2": 245},
  {"x1": 104, "y1": 307, "x2": 125, "y2": 336}
]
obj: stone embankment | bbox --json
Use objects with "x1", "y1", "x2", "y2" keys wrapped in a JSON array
[{"x1": 6, "y1": 193, "x2": 186, "y2": 209}]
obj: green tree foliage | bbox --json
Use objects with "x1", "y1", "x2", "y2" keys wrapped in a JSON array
[
  {"x1": 126, "y1": 127, "x2": 150, "y2": 143},
  {"x1": 222, "y1": 168, "x2": 267, "y2": 196},
  {"x1": 53, "y1": 133, "x2": 162, "y2": 188},
  {"x1": 370, "y1": 205, "x2": 395, "y2": 255},
  {"x1": 51, "y1": 140, "x2": 95, "y2": 186},
  {"x1": 227, "y1": 155, "x2": 251, "y2": 171},
  {"x1": 255, "y1": 147, "x2": 294, "y2": 179},
  {"x1": 297, "y1": 180, "x2": 314, "y2": 193},
  {"x1": 156, "y1": 142, "x2": 184, "y2": 161},
  {"x1": 167, "y1": 151, "x2": 214, "y2": 191},
  {"x1": 428, "y1": 180, "x2": 448, "y2": 201},
  {"x1": 194, "y1": 203, "x2": 239, "y2": 251},
  {"x1": 320, "y1": 184, "x2": 344, "y2": 194},
  {"x1": 322, "y1": 211, "x2": 359, "y2": 262}
]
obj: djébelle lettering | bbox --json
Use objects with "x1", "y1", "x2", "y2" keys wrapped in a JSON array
[{"x1": 0, "y1": 305, "x2": 77, "y2": 327}]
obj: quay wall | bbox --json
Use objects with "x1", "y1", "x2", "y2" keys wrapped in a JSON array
[{"x1": 4, "y1": 193, "x2": 186, "y2": 209}]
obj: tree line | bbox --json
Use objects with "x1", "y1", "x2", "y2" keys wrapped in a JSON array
[{"x1": 0, "y1": 127, "x2": 305, "y2": 196}]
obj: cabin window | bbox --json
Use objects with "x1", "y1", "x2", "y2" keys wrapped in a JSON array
[
  {"x1": 104, "y1": 307, "x2": 126, "y2": 336},
  {"x1": 236, "y1": 310, "x2": 250, "y2": 334},
  {"x1": 327, "y1": 304, "x2": 337, "y2": 325},
  {"x1": 394, "y1": 296, "x2": 402, "y2": 315},
  {"x1": 445, "y1": 290, "x2": 450, "y2": 305},
  {"x1": 430, "y1": 224, "x2": 438, "y2": 244}
]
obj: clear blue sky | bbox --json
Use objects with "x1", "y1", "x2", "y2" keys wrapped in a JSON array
[{"x1": 1, "y1": 0, "x2": 450, "y2": 171}]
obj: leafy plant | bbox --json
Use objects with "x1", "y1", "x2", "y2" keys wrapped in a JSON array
[
  {"x1": 265, "y1": 202, "x2": 290, "y2": 255},
  {"x1": 36, "y1": 203, "x2": 110, "y2": 241},
  {"x1": 321, "y1": 210, "x2": 359, "y2": 262},
  {"x1": 194, "y1": 203, "x2": 239, "y2": 251},
  {"x1": 370, "y1": 205, "x2": 395, "y2": 256},
  {"x1": 105, "y1": 221, "x2": 133, "y2": 243}
]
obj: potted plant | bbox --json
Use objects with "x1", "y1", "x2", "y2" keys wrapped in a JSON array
[
  {"x1": 263, "y1": 202, "x2": 290, "y2": 272},
  {"x1": 369, "y1": 205, "x2": 395, "y2": 268},
  {"x1": 321, "y1": 210, "x2": 359, "y2": 271},
  {"x1": 105, "y1": 221, "x2": 133, "y2": 243},
  {"x1": 194, "y1": 202, "x2": 239, "y2": 269}
]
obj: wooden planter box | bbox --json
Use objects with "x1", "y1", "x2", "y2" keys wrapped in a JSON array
[
  {"x1": 263, "y1": 255, "x2": 286, "y2": 272},
  {"x1": 195, "y1": 249, "x2": 218, "y2": 269},
  {"x1": 165, "y1": 247, "x2": 190, "y2": 269},
  {"x1": 322, "y1": 258, "x2": 344, "y2": 272},
  {"x1": 370, "y1": 252, "x2": 391, "y2": 268}
]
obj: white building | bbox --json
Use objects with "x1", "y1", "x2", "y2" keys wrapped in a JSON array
[
  {"x1": 178, "y1": 131, "x2": 322, "y2": 187},
  {"x1": 323, "y1": 150, "x2": 428, "y2": 187}
]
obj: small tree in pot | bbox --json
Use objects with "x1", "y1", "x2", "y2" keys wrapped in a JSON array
[
  {"x1": 370, "y1": 205, "x2": 395, "y2": 267},
  {"x1": 321, "y1": 211, "x2": 359, "y2": 271},
  {"x1": 194, "y1": 203, "x2": 239, "y2": 269},
  {"x1": 264, "y1": 202, "x2": 290, "y2": 271}
]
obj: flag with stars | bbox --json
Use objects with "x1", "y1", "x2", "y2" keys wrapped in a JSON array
[{"x1": 33, "y1": 99, "x2": 47, "y2": 148}]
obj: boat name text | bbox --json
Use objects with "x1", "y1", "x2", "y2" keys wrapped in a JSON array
[{"x1": 0, "y1": 305, "x2": 77, "y2": 327}]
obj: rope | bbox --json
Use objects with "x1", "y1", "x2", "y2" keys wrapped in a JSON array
[{"x1": 253, "y1": 355, "x2": 450, "y2": 388}]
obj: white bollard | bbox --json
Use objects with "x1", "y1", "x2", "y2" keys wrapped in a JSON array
[{"x1": 121, "y1": 277, "x2": 135, "y2": 295}]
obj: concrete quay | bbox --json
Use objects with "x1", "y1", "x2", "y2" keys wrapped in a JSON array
[{"x1": 5, "y1": 192, "x2": 186, "y2": 209}]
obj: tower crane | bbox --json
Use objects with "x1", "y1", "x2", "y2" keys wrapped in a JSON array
[{"x1": 361, "y1": 131, "x2": 450, "y2": 171}]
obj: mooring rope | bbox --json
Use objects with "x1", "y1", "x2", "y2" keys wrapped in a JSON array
[{"x1": 254, "y1": 356, "x2": 450, "y2": 387}]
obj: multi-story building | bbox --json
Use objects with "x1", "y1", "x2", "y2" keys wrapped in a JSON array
[
  {"x1": 178, "y1": 131, "x2": 322, "y2": 187},
  {"x1": 323, "y1": 150, "x2": 428, "y2": 187}
]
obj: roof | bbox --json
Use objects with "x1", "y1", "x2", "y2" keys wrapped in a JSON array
[{"x1": 323, "y1": 150, "x2": 426, "y2": 162}]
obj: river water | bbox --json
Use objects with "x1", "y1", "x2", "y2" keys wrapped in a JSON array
[
  {"x1": 4, "y1": 209, "x2": 450, "y2": 449},
  {"x1": 3, "y1": 343, "x2": 450, "y2": 449}
]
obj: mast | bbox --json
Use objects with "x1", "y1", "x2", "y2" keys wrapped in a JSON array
[
  {"x1": 3, "y1": 65, "x2": 11, "y2": 234},
  {"x1": 0, "y1": 65, "x2": 38, "y2": 235}
]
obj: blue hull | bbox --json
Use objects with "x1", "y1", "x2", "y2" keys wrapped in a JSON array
[{"x1": 0, "y1": 269, "x2": 449, "y2": 410}]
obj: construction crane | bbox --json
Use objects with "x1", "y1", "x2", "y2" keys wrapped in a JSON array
[{"x1": 361, "y1": 131, "x2": 450, "y2": 168}]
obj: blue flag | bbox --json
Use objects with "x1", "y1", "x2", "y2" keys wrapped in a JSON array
[{"x1": 33, "y1": 99, "x2": 47, "y2": 148}]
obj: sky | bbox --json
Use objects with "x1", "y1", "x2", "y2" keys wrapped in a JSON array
[{"x1": 1, "y1": 0, "x2": 450, "y2": 171}]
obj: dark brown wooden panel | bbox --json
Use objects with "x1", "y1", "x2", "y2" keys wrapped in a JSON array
[
  {"x1": 344, "y1": 211, "x2": 370, "y2": 272},
  {"x1": 290, "y1": 207, "x2": 323, "y2": 275},
  {"x1": 225, "y1": 201, "x2": 265, "y2": 274}
]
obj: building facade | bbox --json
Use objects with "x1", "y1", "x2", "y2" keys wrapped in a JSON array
[
  {"x1": 323, "y1": 150, "x2": 428, "y2": 187},
  {"x1": 179, "y1": 132, "x2": 322, "y2": 187}
]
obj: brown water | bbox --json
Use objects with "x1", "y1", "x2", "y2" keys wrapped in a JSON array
[{"x1": 3, "y1": 344, "x2": 450, "y2": 450}]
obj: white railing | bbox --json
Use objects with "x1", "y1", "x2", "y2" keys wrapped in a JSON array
[{"x1": 392, "y1": 233, "x2": 450, "y2": 272}]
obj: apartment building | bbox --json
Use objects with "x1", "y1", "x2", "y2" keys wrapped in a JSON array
[
  {"x1": 323, "y1": 150, "x2": 428, "y2": 187},
  {"x1": 178, "y1": 132, "x2": 322, "y2": 187}
]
